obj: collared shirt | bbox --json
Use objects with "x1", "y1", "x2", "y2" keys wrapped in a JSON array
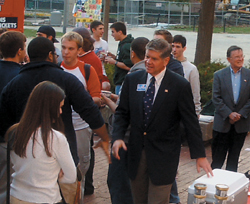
[
  {"x1": 146, "y1": 67, "x2": 166, "y2": 102},
  {"x1": 230, "y1": 66, "x2": 241, "y2": 104}
]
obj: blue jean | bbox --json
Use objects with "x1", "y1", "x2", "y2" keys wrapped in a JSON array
[
  {"x1": 170, "y1": 180, "x2": 180, "y2": 203},
  {"x1": 107, "y1": 148, "x2": 134, "y2": 204},
  {"x1": 115, "y1": 85, "x2": 121, "y2": 95}
]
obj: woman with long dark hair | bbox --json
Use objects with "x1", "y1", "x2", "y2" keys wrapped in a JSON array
[{"x1": 6, "y1": 81, "x2": 76, "y2": 204}]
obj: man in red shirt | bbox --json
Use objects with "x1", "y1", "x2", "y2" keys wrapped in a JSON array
[{"x1": 73, "y1": 27, "x2": 104, "y2": 88}]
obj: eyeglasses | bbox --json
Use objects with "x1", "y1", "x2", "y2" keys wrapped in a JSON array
[
  {"x1": 49, "y1": 51, "x2": 59, "y2": 59},
  {"x1": 230, "y1": 55, "x2": 245, "y2": 60},
  {"x1": 53, "y1": 53, "x2": 59, "y2": 59}
]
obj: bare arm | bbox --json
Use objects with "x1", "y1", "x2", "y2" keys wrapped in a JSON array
[
  {"x1": 101, "y1": 93, "x2": 118, "y2": 113},
  {"x1": 92, "y1": 124, "x2": 110, "y2": 161}
]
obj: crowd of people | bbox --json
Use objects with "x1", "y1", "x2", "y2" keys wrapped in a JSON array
[{"x1": 0, "y1": 20, "x2": 249, "y2": 204}]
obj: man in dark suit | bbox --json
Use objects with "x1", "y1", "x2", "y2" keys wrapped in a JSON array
[
  {"x1": 212, "y1": 45, "x2": 250, "y2": 172},
  {"x1": 112, "y1": 39, "x2": 212, "y2": 204}
]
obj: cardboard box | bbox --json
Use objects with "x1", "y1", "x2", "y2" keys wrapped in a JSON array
[{"x1": 187, "y1": 169, "x2": 249, "y2": 204}]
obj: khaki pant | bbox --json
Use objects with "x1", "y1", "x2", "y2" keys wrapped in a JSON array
[
  {"x1": 10, "y1": 168, "x2": 80, "y2": 204},
  {"x1": 59, "y1": 167, "x2": 82, "y2": 204},
  {"x1": 10, "y1": 181, "x2": 78, "y2": 204},
  {"x1": 59, "y1": 180, "x2": 78, "y2": 204},
  {"x1": 10, "y1": 196, "x2": 63, "y2": 204},
  {"x1": 130, "y1": 150, "x2": 172, "y2": 204}
]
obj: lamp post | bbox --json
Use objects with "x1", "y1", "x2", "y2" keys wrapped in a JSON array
[
  {"x1": 63, "y1": 0, "x2": 68, "y2": 33},
  {"x1": 50, "y1": 0, "x2": 52, "y2": 12}
]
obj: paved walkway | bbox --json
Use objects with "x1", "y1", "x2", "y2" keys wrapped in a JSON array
[{"x1": 84, "y1": 134, "x2": 250, "y2": 204}]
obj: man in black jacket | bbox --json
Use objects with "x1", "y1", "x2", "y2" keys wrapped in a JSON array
[
  {"x1": 112, "y1": 39, "x2": 212, "y2": 203},
  {"x1": 0, "y1": 37, "x2": 110, "y2": 202},
  {"x1": 0, "y1": 31, "x2": 27, "y2": 204}
]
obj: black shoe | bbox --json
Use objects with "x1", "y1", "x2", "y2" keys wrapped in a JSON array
[{"x1": 84, "y1": 189, "x2": 94, "y2": 196}]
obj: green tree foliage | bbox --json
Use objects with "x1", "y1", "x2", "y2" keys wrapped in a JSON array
[
  {"x1": 197, "y1": 61, "x2": 226, "y2": 106},
  {"x1": 104, "y1": 63, "x2": 115, "y2": 93}
]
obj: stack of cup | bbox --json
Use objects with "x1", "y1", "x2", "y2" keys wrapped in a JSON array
[
  {"x1": 214, "y1": 184, "x2": 229, "y2": 204},
  {"x1": 193, "y1": 183, "x2": 207, "y2": 204}
]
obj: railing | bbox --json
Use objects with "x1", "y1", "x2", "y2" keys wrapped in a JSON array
[{"x1": 24, "y1": 0, "x2": 250, "y2": 27}]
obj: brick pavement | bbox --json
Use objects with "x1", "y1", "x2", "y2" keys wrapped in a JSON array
[{"x1": 84, "y1": 134, "x2": 250, "y2": 204}]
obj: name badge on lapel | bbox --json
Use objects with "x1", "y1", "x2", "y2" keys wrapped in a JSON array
[{"x1": 137, "y1": 84, "x2": 146, "y2": 91}]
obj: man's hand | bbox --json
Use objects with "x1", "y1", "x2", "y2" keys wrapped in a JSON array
[
  {"x1": 107, "y1": 52, "x2": 116, "y2": 59},
  {"x1": 229, "y1": 112, "x2": 241, "y2": 123},
  {"x1": 105, "y1": 56, "x2": 116, "y2": 65},
  {"x1": 93, "y1": 138, "x2": 111, "y2": 163},
  {"x1": 93, "y1": 124, "x2": 110, "y2": 162},
  {"x1": 112, "y1": 139, "x2": 127, "y2": 160},
  {"x1": 196, "y1": 157, "x2": 213, "y2": 177},
  {"x1": 101, "y1": 93, "x2": 113, "y2": 105},
  {"x1": 229, "y1": 118, "x2": 235, "y2": 124},
  {"x1": 101, "y1": 93, "x2": 118, "y2": 112}
]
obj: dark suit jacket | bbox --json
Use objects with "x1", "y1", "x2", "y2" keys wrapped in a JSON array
[
  {"x1": 112, "y1": 69, "x2": 206, "y2": 185},
  {"x1": 167, "y1": 54, "x2": 184, "y2": 76},
  {"x1": 213, "y1": 67, "x2": 250, "y2": 133}
]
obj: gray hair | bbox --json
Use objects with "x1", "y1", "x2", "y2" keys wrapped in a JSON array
[
  {"x1": 146, "y1": 38, "x2": 172, "y2": 59},
  {"x1": 227, "y1": 45, "x2": 242, "y2": 58}
]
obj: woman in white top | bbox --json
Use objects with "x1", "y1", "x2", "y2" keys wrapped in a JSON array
[{"x1": 5, "y1": 81, "x2": 76, "y2": 204}]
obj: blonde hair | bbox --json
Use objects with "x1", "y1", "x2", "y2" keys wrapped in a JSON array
[{"x1": 61, "y1": 31, "x2": 83, "y2": 48}]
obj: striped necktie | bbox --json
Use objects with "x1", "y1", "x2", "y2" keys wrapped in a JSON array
[{"x1": 143, "y1": 77, "x2": 155, "y2": 126}]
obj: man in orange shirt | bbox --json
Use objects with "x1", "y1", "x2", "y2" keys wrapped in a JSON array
[{"x1": 60, "y1": 31, "x2": 101, "y2": 203}]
